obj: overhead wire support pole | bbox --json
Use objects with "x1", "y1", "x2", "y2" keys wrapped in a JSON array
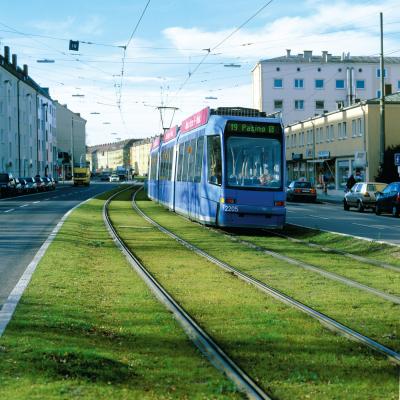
[{"x1": 379, "y1": 12, "x2": 385, "y2": 167}]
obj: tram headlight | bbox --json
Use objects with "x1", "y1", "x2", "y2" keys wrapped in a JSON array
[{"x1": 220, "y1": 197, "x2": 236, "y2": 204}]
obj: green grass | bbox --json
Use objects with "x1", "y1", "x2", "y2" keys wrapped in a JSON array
[
  {"x1": 231, "y1": 231, "x2": 400, "y2": 297},
  {"x1": 134, "y1": 190, "x2": 400, "y2": 355},
  {"x1": 283, "y1": 224, "x2": 400, "y2": 268},
  {"x1": 0, "y1": 188, "x2": 242, "y2": 400},
  {"x1": 108, "y1": 189, "x2": 399, "y2": 399}
]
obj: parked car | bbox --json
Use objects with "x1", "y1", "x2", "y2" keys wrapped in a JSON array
[
  {"x1": 375, "y1": 182, "x2": 400, "y2": 217},
  {"x1": 21, "y1": 177, "x2": 38, "y2": 193},
  {"x1": 286, "y1": 181, "x2": 317, "y2": 202},
  {"x1": 100, "y1": 174, "x2": 110, "y2": 181},
  {"x1": 0, "y1": 172, "x2": 17, "y2": 197},
  {"x1": 34, "y1": 176, "x2": 46, "y2": 191},
  {"x1": 343, "y1": 182, "x2": 387, "y2": 212},
  {"x1": 49, "y1": 177, "x2": 56, "y2": 190},
  {"x1": 109, "y1": 174, "x2": 119, "y2": 182},
  {"x1": 14, "y1": 178, "x2": 23, "y2": 194},
  {"x1": 42, "y1": 177, "x2": 53, "y2": 191}
]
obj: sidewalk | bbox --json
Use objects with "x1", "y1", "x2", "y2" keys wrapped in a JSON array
[{"x1": 316, "y1": 188, "x2": 344, "y2": 204}]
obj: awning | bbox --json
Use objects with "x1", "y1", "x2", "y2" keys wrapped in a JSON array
[{"x1": 306, "y1": 159, "x2": 332, "y2": 163}]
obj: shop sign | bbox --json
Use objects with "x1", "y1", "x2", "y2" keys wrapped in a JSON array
[
  {"x1": 292, "y1": 153, "x2": 303, "y2": 161},
  {"x1": 354, "y1": 151, "x2": 367, "y2": 167},
  {"x1": 318, "y1": 150, "x2": 330, "y2": 158}
]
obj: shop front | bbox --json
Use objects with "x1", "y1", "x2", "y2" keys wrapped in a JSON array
[{"x1": 336, "y1": 152, "x2": 366, "y2": 189}]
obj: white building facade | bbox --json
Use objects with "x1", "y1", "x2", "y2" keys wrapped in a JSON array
[
  {"x1": 0, "y1": 46, "x2": 57, "y2": 177},
  {"x1": 252, "y1": 50, "x2": 400, "y2": 125}
]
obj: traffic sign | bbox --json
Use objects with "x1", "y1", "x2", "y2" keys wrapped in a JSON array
[{"x1": 395, "y1": 153, "x2": 400, "y2": 166}]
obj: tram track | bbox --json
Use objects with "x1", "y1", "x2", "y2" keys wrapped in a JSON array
[
  {"x1": 264, "y1": 228, "x2": 400, "y2": 274},
  {"x1": 211, "y1": 231, "x2": 400, "y2": 305},
  {"x1": 131, "y1": 188, "x2": 400, "y2": 366},
  {"x1": 103, "y1": 186, "x2": 271, "y2": 400}
]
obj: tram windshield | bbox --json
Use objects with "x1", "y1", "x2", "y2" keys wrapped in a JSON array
[{"x1": 225, "y1": 136, "x2": 282, "y2": 189}]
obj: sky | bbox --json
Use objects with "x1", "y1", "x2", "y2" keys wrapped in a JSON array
[{"x1": 1, "y1": 0, "x2": 400, "y2": 145}]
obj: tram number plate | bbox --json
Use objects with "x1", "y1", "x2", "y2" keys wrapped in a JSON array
[{"x1": 223, "y1": 205, "x2": 239, "y2": 212}]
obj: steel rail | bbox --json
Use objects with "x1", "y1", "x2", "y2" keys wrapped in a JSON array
[
  {"x1": 265, "y1": 229, "x2": 400, "y2": 274},
  {"x1": 103, "y1": 187, "x2": 271, "y2": 400},
  {"x1": 212, "y1": 231, "x2": 400, "y2": 305},
  {"x1": 132, "y1": 189, "x2": 400, "y2": 366}
]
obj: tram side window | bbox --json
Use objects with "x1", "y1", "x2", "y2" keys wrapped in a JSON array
[
  {"x1": 187, "y1": 139, "x2": 196, "y2": 182},
  {"x1": 150, "y1": 154, "x2": 158, "y2": 180},
  {"x1": 177, "y1": 143, "x2": 185, "y2": 181},
  {"x1": 194, "y1": 136, "x2": 204, "y2": 183},
  {"x1": 207, "y1": 135, "x2": 222, "y2": 185}
]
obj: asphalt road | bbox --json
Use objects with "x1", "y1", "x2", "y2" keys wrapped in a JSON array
[
  {"x1": 0, "y1": 182, "x2": 119, "y2": 310},
  {"x1": 287, "y1": 200, "x2": 400, "y2": 245}
]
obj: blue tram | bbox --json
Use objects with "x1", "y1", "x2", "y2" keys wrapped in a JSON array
[{"x1": 148, "y1": 107, "x2": 286, "y2": 229}]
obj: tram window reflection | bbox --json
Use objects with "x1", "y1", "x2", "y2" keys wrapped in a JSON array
[
  {"x1": 207, "y1": 135, "x2": 222, "y2": 186},
  {"x1": 226, "y1": 137, "x2": 281, "y2": 189}
]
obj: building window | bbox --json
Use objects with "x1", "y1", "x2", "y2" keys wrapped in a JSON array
[
  {"x1": 329, "y1": 125, "x2": 334, "y2": 141},
  {"x1": 294, "y1": 100, "x2": 304, "y2": 110},
  {"x1": 338, "y1": 122, "x2": 342, "y2": 139},
  {"x1": 376, "y1": 68, "x2": 387, "y2": 78},
  {"x1": 276, "y1": 67, "x2": 280, "y2": 71},
  {"x1": 356, "y1": 80, "x2": 365, "y2": 89},
  {"x1": 336, "y1": 100, "x2": 344, "y2": 109},
  {"x1": 397, "y1": 80, "x2": 400, "y2": 90},
  {"x1": 274, "y1": 100, "x2": 283, "y2": 109},
  {"x1": 274, "y1": 79, "x2": 283, "y2": 88},
  {"x1": 343, "y1": 122, "x2": 347, "y2": 138},
  {"x1": 315, "y1": 100, "x2": 324, "y2": 109},
  {"x1": 352, "y1": 120, "x2": 357, "y2": 137},
  {"x1": 376, "y1": 90, "x2": 381, "y2": 98},
  {"x1": 315, "y1": 79, "x2": 324, "y2": 89},
  {"x1": 358, "y1": 118, "x2": 363, "y2": 137},
  {"x1": 336, "y1": 79, "x2": 345, "y2": 89},
  {"x1": 294, "y1": 79, "x2": 304, "y2": 88}
]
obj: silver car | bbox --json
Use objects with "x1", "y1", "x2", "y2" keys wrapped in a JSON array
[{"x1": 343, "y1": 182, "x2": 387, "y2": 212}]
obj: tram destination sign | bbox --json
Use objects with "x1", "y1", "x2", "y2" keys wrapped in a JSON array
[{"x1": 225, "y1": 121, "x2": 280, "y2": 134}]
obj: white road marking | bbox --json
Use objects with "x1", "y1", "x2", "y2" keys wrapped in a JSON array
[
  {"x1": 19, "y1": 204, "x2": 29, "y2": 208},
  {"x1": 4, "y1": 208, "x2": 14, "y2": 213},
  {"x1": 307, "y1": 214, "x2": 329, "y2": 220},
  {"x1": 44, "y1": 198, "x2": 50, "y2": 201},
  {"x1": 33, "y1": 201, "x2": 40, "y2": 204},
  {"x1": 352, "y1": 223, "x2": 386, "y2": 230}
]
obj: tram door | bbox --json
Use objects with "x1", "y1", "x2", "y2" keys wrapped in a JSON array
[{"x1": 188, "y1": 138, "x2": 199, "y2": 220}]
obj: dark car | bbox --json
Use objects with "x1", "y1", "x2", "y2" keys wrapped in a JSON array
[
  {"x1": 375, "y1": 182, "x2": 400, "y2": 217},
  {"x1": 100, "y1": 174, "x2": 110, "y2": 181},
  {"x1": 42, "y1": 177, "x2": 53, "y2": 191},
  {"x1": 0, "y1": 172, "x2": 17, "y2": 197},
  {"x1": 286, "y1": 181, "x2": 317, "y2": 202},
  {"x1": 34, "y1": 176, "x2": 45, "y2": 191}
]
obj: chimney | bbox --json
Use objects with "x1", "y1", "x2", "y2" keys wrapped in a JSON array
[
  {"x1": 303, "y1": 50, "x2": 312, "y2": 61},
  {"x1": 12, "y1": 53, "x2": 17, "y2": 68},
  {"x1": 286, "y1": 49, "x2": 291, "y2": 58},
  {"x1": 23, "y1": 64, "x2": 28, "y2": 77},
  {"x1": 4, "y1": 46, "x2": 10, "y2": 63},
  {"x1": 322, "y1": 50, "x2": 328, "y2": 63}
]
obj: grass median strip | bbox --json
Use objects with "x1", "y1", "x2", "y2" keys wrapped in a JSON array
[
  {"x1": 134, "y1": 191, "x2": 400, "y2": 356},
  {"x1": 0, "y1": 189, "x2": 241, "y2": 400},
  {"x1": 109, "y1": 189, "x2": 399, "y2": 399},
  {"x1": 284, "y1": 224, "x2": 400, "y2": 268}
]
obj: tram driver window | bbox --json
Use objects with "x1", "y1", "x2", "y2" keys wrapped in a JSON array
[{"x1": 207, "y1": 135, "x2": 222, "y2": 185}]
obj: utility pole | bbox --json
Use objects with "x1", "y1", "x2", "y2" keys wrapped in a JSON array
[{"x1": 379, "y1": 12, "x2": 385, "y2": 167}]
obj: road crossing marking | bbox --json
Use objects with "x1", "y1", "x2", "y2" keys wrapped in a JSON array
[
  {"x1": 4, "y1": 209, "x2": 14, "y2": 213},
  {"x1": 19, "y1": 204, "x2": 29, "y2": 208}
]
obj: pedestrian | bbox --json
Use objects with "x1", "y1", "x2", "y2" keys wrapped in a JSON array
[
  {"x1": 323, "y1": 173, "x2": 329, "y2": 194},
  {"x1": 346, "y1": 174, "x2": 356, "y2": 191}
]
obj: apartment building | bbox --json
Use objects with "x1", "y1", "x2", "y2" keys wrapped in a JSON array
[
  {"x1": 88, "y1": 139, "x2": 138, "y2": 172},
  {"x1": 130, "y1": 138, "x2": 152, "y2": 176},
  {"x1": 252, "y1": 50, "x2": 400, "y2": 125},
  {"x1": 55, "y1": 101, "x2": 86, "y2": 178},
  {"x1": 285, "y1": 92, "x2": 400, "y2": 189},
  {"x1": 0, "y1": 46, "x2": 56, "y2": 177}
]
